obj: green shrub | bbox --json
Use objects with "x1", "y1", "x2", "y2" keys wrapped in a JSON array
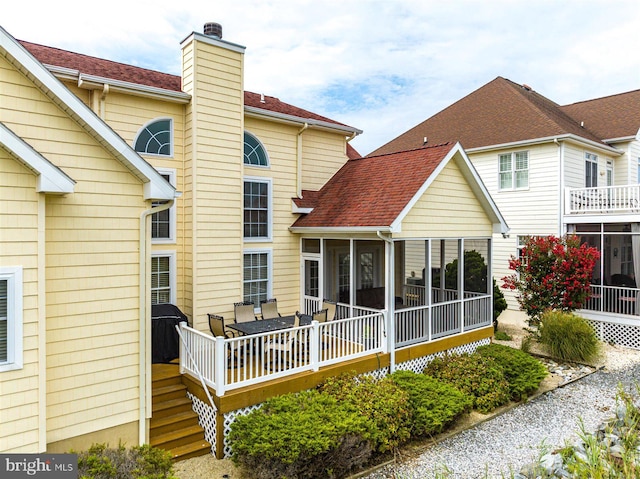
[
  {"x1": 318, "y1": 372, "x2": 412, "y2": 453},
  {"x1": 229, "y1": 389, "x2": 373, "y2": 479},
  {"x1": 75, "y1": 443, "x2": 175, "y2": 479},
  {"x1": 493, "y1": 330, "x2": 511, "y2": 341},
  {"x1": 538, "y1": 310, "x2": 600, "y2": 362},
  {"x1": 476, "y1": 343, "x2": 547, "y2": 401},
  {"x1": 389, "y1": 370, "x2": 472, "y2": 437},
  {"x1": 424, "y1": 353, "x2": 511, "y2": 414}
]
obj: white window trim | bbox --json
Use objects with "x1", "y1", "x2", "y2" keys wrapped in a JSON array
[
  {"x1": 0, "y1": 266, "x2": 23, "y2": 372},
  {"x1": 134, "y1": 117, "x2": 174, "y2": 158},
  {"x1": 243, "y1": 130, "x2": 270, "y2": 169},
  {"x1": 243, "y1": 176, "x2": 273, "y2": 242},
  {"x1": 585, "y1": 152, "x2": 599, "y2": 188},
  {"x1": 152, "y1": 168, "x2": 177, "y2": 244},
  {"x1": 243, "y1": 248, "x2": 273, "y2": 307},
  {"x1": 498, "y1": 151, "x2": 529, "y2": 191},
  {"x1": 151, "y1": 251, "x2": 177, "y2": 305}
]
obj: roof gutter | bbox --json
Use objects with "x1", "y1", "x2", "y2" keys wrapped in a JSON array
[
  {"x1": 466, "y1": 133, "x2": 623, "y2": 156},
  {"x1": 43, "y1": 65, "x2": 192, "y2": 104},
  {"x1": 289, "y1": 226, "x2": 392, "y2": 234},
  {"x1": 244, "y1": 106, "x2": 362, "y2": 136}
]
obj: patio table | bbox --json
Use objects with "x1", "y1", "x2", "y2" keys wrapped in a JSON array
[{"x1": 227, "y1": 314, "x2": 311, "y2": 336}]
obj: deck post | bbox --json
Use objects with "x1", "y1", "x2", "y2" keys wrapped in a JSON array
[
  {"x1": 214, "y1": 336, "x2": 226, "y2": 396},
  {"x1": 310, "y1": 320, "x2": 319, "y2": 372}
]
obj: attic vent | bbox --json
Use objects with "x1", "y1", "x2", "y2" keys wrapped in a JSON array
[
  {"x1": 522, "y1": 84, "x2": 532, "y2": 91},
  {"x1": 204, "y1": 22, "x2": 223, "y2": 38},
  {"x1": 260, "y1": 93, "x2": 265, "y2": 103},
  {"x1": 423, "y1": 136, "x2": 428, "y2": 145}
]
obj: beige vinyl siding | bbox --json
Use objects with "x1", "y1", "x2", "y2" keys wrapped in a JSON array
[
  {"x1": 301, "y1": 129, "x2": 349, "y2": 191},
  {"x1": 184, "y1": 37, "x2": 244, "y2": 328},
  {"x1": 2, "y1": 57, "x2": 148, "y2": 443},
  {"x1": 397, "y1": 158, "x2": 493, "y2": 239},
  {"x1": 0, "y1": 151, "x2": 41, "y2": 452},
  {"x1": 243, "y1": 118, "x2": 304, "y2": 314}
]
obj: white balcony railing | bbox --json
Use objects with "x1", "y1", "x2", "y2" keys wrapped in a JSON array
[{"x1": 566, "y1": 185, "x2": 640, "y2": 215}]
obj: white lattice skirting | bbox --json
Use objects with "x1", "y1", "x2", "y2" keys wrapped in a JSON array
[
  {"x1": 190, "y1": 337, "x2": 491, "y2": 459},
  {"x1": 585, "y1": 319, "x2": 640, "y2": 350},
  {"x1": 186, "y1": 392, "x2": 216, "y2": 455}
]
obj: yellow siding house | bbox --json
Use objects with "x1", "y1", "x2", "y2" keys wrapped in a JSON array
[{"x1": 1, "y1": 21, "x2": 508, "y2": 460}]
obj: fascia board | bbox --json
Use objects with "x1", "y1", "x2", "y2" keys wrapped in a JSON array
[{"x1": 0, "y1": 122, "x2": 75, "y2": 193}]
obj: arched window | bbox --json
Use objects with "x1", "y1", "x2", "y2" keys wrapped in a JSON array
[
  {"x1": 244, "y1": 131, "x2": 269, "y2": 166},
  {"x1": 134, "y1": 118, "x2": 172, "y2": 156}
]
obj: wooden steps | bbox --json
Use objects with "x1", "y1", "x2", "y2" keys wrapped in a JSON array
[{"x1": 151, "y1": 363, "x2": 211, "y2": 462}]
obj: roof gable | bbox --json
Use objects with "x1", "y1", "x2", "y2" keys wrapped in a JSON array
[
  {"x1": 0, "y1": 26, "x2": 175, "y2": 200},
  {"x1": 371, "y1": 77, "x2": 605, "y2": 156},
  {"x1": 291, "y1": 142, "x2": 508, "y2": 234}
]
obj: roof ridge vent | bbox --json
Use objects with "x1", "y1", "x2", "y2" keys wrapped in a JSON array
[{"x1": 204, "y1": 22, "x2": 222, "y2": 39}]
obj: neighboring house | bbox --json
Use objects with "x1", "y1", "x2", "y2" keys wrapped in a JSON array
[
  {"x1": 372, "y1": 76, "x2": 640, "y2": 349},
  {"x1": 0, "y1": 21, "x2": 507, "y2": 458}
]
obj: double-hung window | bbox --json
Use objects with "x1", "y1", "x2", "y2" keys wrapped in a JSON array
[
  {"x1": 585, "y1": 152, "x2": 598, "y2": 188},
  {"x1": 0, "y1": 267, "x2": 23, "y2": 372},
  {"x1": 243, "y1": 250, "x2": 271, "y2": 307},
  {"x1": 151, "y1": 253, "x2": 175, "y2": 305},
  {"x1": 243, "y1": 177, "x2": 272, "y2": 240},
  {"x1": 498, "y1": 151, "x2": 529, "y2": 190},
  {"x1": 152, "y1": 169, "x2": 176, "y2": 243}
]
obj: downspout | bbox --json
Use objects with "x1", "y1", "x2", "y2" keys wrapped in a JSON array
[
  {"x1": 376, "y1": 231, "x2": 395, "y2": 372},
  {"x1": 297, "y1": 123, "x2": 309, "y2": 198},
  {"x1": 139, "y1": 199, "x2": 175, "y2": 445}
]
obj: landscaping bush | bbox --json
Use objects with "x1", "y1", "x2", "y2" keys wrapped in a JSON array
[
  {"x1": 318, "y1": 372, "x2": 412, "y2": 453},
  {"x1": 476, "y1": 343, "x2": 547, "y2": 401},
  {"x1": 424, "y1": 353, "x2": 511, "y2": 413},
  {"x1": 229, "y1": 389, "x2": 373, "y2": 479},
  {"x1": 76, "y1": 443, "x2": 175, "y2": 479},
  {"x1": 538, "y1": 310, "x2": 600, "y2": 362},
  {"x1": 389, "y1": 370, "x2": 472, "y2": 437}
]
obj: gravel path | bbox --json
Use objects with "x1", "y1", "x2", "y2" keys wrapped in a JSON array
[{"x1": 363, "y1": 344, "x2": 640, "y2": 479}]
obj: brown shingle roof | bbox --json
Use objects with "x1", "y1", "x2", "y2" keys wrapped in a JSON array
[
  {"x1": 19, "y1": 40, "x2": 356, "y2": 131},
  {"x1": 19, "y1": 40, "x2": 182, "y2": 91},
  {"x1": 292, "y1": 143, "x2": 454, "y2": 229},
  {"x1": 370, "y1": 77, "x2": 605, "y2": 156},
  {"x1": 560, "y1": 89, "x2": 640, "y2": 141}
]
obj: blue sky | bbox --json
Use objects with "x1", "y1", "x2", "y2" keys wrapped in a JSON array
[{"x1": 4, "y1": 0, "x2": 640, "y2": 155}]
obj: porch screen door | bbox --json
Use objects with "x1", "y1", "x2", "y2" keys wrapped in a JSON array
[{"x1": 303, "y1": 258, "x2": 320, "y2": 314}]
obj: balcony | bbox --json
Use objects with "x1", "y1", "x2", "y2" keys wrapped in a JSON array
[{"x1": 566, "y1": 185, "x2": 640, "y2": 215}]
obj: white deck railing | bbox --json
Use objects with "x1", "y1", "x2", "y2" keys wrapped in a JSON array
[
  {"x1": 566, "y1": 185, "x2": 640, "y2": 214},
  {"x1": 178, "y1": 311, "x2": 386, "y2": 396},
  {"x1": 582, "y1": 284, "x2": 639, "y2": 316},
  {"x1": 395, "y1": 294, "x2": 491, "y2": 348}
]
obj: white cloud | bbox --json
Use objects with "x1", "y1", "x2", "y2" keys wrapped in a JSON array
[{"x1": 4, "y1": 0, "x2": 640, "y2": 155}]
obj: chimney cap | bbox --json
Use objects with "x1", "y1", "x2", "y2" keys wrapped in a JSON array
[{"x1": 204, "y1": 22, "x2": 222, "y2": 39}]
